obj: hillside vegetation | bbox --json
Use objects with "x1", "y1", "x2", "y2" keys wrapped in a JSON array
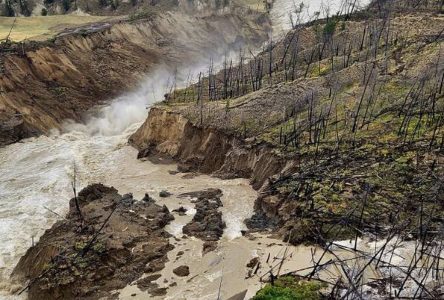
[
  {"x1": 137, "y1": 2, "x2": 444, "y2": 297},
  {"x1": 161, "y1": 0, "x2": 444, "y2": 243}
]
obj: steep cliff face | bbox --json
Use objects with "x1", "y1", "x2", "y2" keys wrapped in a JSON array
[
  {"x1": 130, "y1": 107, "x2": 289, "y2": 190},
  {"x1": 0, "y1": 9, "x2": 270, "y2": 146}
]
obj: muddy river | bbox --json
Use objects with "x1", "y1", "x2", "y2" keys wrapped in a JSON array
[{"x1": 2, "y1": 1, "x2": 429, "y2": 299}]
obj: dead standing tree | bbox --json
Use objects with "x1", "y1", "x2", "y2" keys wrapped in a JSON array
[{"x1": 71, "y1": 162, "x2": 83, "y2": 221}]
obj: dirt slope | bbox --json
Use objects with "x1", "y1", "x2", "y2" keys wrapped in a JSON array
[{"x1": 0, "y1": 7, "x2": 270, "y2": 146}]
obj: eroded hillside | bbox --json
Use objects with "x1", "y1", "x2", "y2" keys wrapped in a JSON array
[
  {"x1": 0, "y1": 2, "x2": 270, "y2": 146},
  {"x1": 129, "y1": 2, "x2": 444, "y2": 297},
  {"x1": 4, "y1": 1, "x2": 444, "y2": 299},
  {"x1": 133, "y1": 1, "x2": 444, "y2": 245}
]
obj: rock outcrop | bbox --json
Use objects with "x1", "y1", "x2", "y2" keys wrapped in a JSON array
[
  {"x1": 11, "y1": 184, "x2": 174, "y2": 300},
  {"x1": 180, "y1": 189, "x2": 226, "y2": 241},
  {"x1": 0, "y1": 114, "x2": 36, "y2": 145},
  {"x1": 172, "y1": 265, "x2": 190, "y2": 277}
]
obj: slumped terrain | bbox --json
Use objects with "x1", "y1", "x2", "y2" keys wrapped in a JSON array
[{"x1": 1, "y1": 0, "x2": 444, "y2": 299}]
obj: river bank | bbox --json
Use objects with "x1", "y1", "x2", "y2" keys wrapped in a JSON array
[{"x1": 2, "y1": 0, "x2": 443, "y2": 299}]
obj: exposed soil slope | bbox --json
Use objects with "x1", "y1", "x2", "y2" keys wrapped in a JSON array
[
  {"x1": 0, "y1": 7, "x2": 270, "y2": 146},
  {"x1": 130, "y1": 107, "x2": 288, "y2": 190}
]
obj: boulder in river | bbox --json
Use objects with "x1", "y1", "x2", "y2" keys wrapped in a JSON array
[
  {"x1": 159, "y1": 190, "x2": 173, "y2": 197},
  {"x1": 180, "y1": 189, "x2": 226, "y2": 241},
  {"x1": 173, "y1": 265, "x2": 190, "y2": 277}
]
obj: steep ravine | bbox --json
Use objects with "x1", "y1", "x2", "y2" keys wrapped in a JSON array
[{"x1": 0, "y1": 9, "x2": 270, "y2": 146}]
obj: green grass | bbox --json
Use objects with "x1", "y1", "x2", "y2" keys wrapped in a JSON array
[
  {"x1": 0, "y1": 16, "x2": 111, "y2": 41},
  {"x1": 253, "y1": 276, "x2": 325, "y2": 300}
]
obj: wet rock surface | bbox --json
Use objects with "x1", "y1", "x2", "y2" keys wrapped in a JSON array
[
  {"x1": 159, "y1": 190, "x2": 173, "y2": 198},
  {"x1": 172, "y1": 206, "x2": 188, "y2": 216},
  {"x1": 172, "y1": 265, "x2": 190, "y2": 277},
  {"x1": 202, "y1": 241, "x2": 218, "y2": 255},
  {"x1": 245, "y1": 257, "x2": 260, "y2": 279},
  {"x1": 180, "y1": 189, "x2": 226, "y2": 242},
  {"x1": 11, "y1": 184, "x2": 174, "y2": 300},
  {"x1": 137, "y1": 145, "x2": 176, "y2": 164},
  {"x1": 136, "y1": 274, "x2": 167, "y2": 297},
  {"x1": 0, "y1": 114, "x2": 37, "y2": 146}
]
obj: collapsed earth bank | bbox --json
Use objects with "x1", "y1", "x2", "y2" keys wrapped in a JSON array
[
  {"x1": 129, "y1": 2, "x2": 444, "y2": 245},
  {"x1": 129, "y1": 107, "x2": 295, "y2": 235},
  {"x1": 0, "y1": 5, "x2": 270, "y2": 146}
]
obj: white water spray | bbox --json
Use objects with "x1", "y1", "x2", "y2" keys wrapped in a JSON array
[
  {"x1": 270, "y1": 0, "x2": 371, "y2": 38},
  {"x1": 63, "y1": 67, "x2": 182, "y2": 136},
  {"x1": 0, "y1": 55, "x2": 246, "y2": 298}
]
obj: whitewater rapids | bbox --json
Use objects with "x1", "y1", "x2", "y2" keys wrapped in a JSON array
[{"x1": 0, "y1": 64, "x2": 260, "y2": 299}]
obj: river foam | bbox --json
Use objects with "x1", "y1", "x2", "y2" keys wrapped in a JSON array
[{"x1": 0, "y1": 2, "x2": 413, "y2": 299}]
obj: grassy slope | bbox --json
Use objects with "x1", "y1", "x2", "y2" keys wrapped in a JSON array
[
  {"x1": 0, "y1": 16, "x2": 112, "y2": 41},
  {"x1": 0, "y1": 0, "x2": 266, "y2": 42}
]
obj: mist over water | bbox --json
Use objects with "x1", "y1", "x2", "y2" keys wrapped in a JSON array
[
  {"x1": 62, "y1": 0, "x2": 376, "y2": 139},
  {"x1": 63, "y1": 67, "x2": 187, "y2": 136},
  {"x1": 63, "y1": 49, "x2": 240, "y2": 137},
  {"x1": 0, "y1": 53, "x2": 245, "y2": 297},
  {"x1": 270, "y1": 0, "x2": 371, "y2": 37}
]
